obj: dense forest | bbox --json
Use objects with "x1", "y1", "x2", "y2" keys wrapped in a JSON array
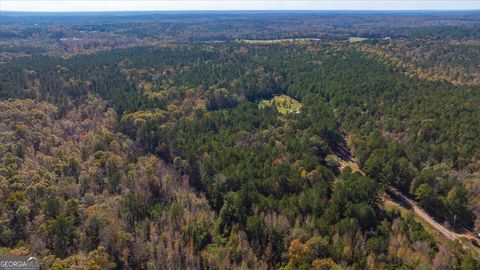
[
  {"x1": 1, "y1": 11, "x2": 480, "y2": 269},
  {"x1": 355, "y1": 39, "x2": 480, "y2": 85},
  {"x1": 1, "y1": 11, "x2": 480, "y2": 57}
]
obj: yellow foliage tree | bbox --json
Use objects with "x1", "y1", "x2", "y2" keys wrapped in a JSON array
[
  {"x1": 287, "y1": 239, "x2": 310, "y2": 267},
  {"x1": 312, "y1": 258, "x2": 341, "y2": 270}
]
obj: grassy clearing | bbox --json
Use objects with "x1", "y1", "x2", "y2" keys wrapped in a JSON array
[
  {"x1": 259, "y1": 94, "x2": 303, "y2": 114},
  {"x1": 348, "y1": 37, "x2": 371, "y2": 43},
  {"x1": 239, "y1": 38, "x2": 321, "y2": 44}
]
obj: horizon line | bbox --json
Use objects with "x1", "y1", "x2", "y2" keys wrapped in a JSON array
[
  {"x1": 2, "y1": 1, "x2": 480, "y2": 12},
  {"x1": 3, "y1": 9, "x2": 480, "y2": 12}
]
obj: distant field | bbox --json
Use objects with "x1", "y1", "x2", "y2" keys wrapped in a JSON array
[
  {"x1": 259, "y1": 94, "x2": 303, "y2": 114},
  {"x1": 240, "y1": 38, "x2": 321, "y2": 44},
  {"x1": 348, "y1": 37, "x2": 371, "y2": 43}
]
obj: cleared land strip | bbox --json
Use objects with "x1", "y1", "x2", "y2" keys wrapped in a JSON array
[
  {"x1": 386, "y1": 188, "x2": 469, "y2": 241},
  {"x1": 335, "y1": 133, "x2": 480, "y2": 249}
]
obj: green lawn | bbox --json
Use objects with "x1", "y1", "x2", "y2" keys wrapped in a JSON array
[{"x1": 259, "y1": 94, "x2": 303, "y2": 114}]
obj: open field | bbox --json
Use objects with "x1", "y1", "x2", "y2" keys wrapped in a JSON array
[
  {"x1": 348, "y1": 37, "x2": 371, "y2": 43},
  {"x1": 259, "y1": 94, "x2": 303, "y2": 114},
  {"x1": 239, "y1": 38, "x2": 321, "y2": 44}
]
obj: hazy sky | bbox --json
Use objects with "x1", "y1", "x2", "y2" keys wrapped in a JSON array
[{"x1": 1, "y1": 1, "x2": 480, "y2": 12}]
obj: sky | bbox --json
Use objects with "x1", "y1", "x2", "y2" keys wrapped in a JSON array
[{"x1": 1, "y1": 1, "x2": 480, "y2": 12}]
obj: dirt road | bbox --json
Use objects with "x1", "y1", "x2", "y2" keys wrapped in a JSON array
[
  {"x1": 385, "y1": 188, "x2": 477, "y2": 242},
  {"x1": 333, "y1": 133, "x2": 479, "y2": 246}
]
